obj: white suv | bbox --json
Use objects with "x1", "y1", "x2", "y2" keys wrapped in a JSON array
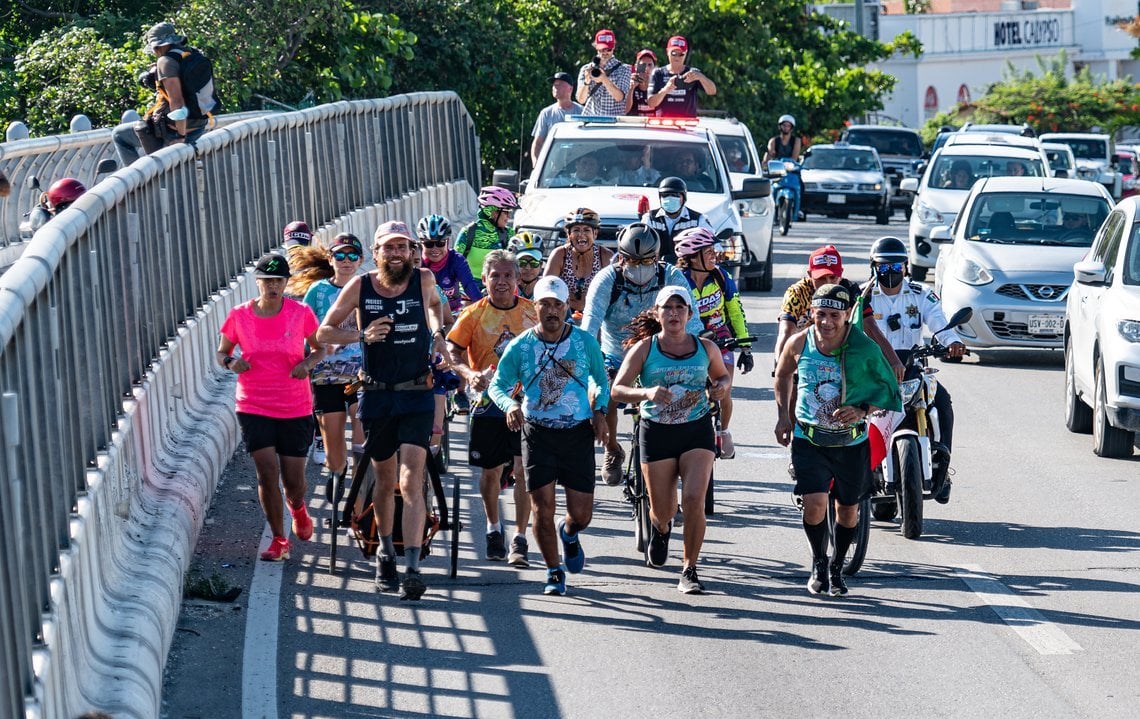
[
  {"x1": 1040, "y1": 133, "x2": 1122, "y2": 199},
  {"x1": 507, "y1": 116, "x2": 771, "y2": 283},
  {"x1": 1064, "y1": 196, "x2": 1140, "y2": 457}
]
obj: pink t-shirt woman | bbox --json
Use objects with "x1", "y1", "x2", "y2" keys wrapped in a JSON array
[{"x1": 220, "y1": 298, "x2": 319, "y2": 418}]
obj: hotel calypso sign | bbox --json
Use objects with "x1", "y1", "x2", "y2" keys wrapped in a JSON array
[{"x1": 993, "y1": 17, "x2": 1062, "y2": 48}]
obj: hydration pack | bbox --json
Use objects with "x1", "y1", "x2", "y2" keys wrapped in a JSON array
[{"x1": 163, "y1": 47, "x2": 220, "y2": 118}]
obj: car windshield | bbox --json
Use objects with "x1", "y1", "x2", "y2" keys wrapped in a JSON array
[
  {"x1": 964, "y1": 192, "x2": 1111, "y2": 247},
  {"x1": 535, "y1": 139, "x2": 723, "y2": 192},
  {"x1": 802, "y1": 148, "x2": 879, "y2": 171},
  {"x1": 929, "y1": 154, "x2": 1047, "y2": 189},
  {"x1": 1045, "y1": 149, "x2": 1073, "y2": 172},
  {"x1": 1053, "y1": 138, "x2": 1107, "y2": 160},
  {"x1": 1127, "y1": 222, "x2": 1140, "y2": 285},
  {"x1": 843, "y1": 130, "x2": 923, "y2": 158}
]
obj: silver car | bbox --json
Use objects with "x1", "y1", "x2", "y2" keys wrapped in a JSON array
[{"x1": 932, "y1": 176, "x2": 1113, "y2": 349}]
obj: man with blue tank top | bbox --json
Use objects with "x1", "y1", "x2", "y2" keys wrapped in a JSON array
[
  {"x1": 773, "y1": 284, "x2": 900, "y2": 598},
  {"x1": 317, "y1": 220, "x2": 448, "y2": 602}
]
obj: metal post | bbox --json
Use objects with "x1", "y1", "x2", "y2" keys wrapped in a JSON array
[{"x1": 855, "y1": 0, "x2": 865, "y2": 37}]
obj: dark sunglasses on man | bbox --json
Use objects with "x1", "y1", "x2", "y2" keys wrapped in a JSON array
[{"x1": 875, "y1": 261, "x2": 905, "y2": 273}]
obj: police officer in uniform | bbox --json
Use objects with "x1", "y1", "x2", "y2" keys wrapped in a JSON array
[{"x1": 641, "y1": 176, "x2": 713, "y2": 265}]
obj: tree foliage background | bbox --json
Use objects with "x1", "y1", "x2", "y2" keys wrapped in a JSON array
[{"x1": 2, "y1": 0, "x2": 920, "y2": 173}]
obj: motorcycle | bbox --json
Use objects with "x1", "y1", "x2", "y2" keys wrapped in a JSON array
[
  {"x1": 867, "y1": 306, "x2": 972, "y2": 539},
  {"x1": 18, "y1": 158, "x2": 118, "y2": 240},
  {"x1": 767, "y1": 159, "x2": 801, "y2": 236}
]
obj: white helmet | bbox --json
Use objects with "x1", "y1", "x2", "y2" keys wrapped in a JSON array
[{"x1": 778, "y1": 114, "x2": 796, "y2": 128}]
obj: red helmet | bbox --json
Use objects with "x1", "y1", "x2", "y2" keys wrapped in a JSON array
[{"x1": 46, "y1": 178, "x2": 86, "y2": 212}]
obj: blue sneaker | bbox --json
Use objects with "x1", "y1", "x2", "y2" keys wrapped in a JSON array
[
  {"x1": 559, "y1": 520, "x2": 585, "y2": 574},
  {"x1": 543, "y1": 566, "x2": 567, "y2": 596}
]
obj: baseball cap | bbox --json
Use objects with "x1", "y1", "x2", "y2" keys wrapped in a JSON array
[
  {"x1": 594, "y1": 29, "x2": 616, "y2": 49},
  {"x1": 253, "y1": 252, "x2": 290, "y2": 279},
  {"x1": 374, "y1": 220, "x2": 414, "y2": 245},
  {"x1": 811, "y1": 283, "x2": 852, "y2": 311},
  {"x1": 144, "y1": 22, "x2": 186, "y2": 52},
  {"x1": 636, "y1": 49, "x2": 657, "y2": 62},
  {"x1": 667, "y1": 35, "x2": 688, "y2": 53},
  {"x1": 516, "y1": 248, "x2": 543, "y2": 263},
  {"x1": 533, "y1": 276, "x2": 570, "y2": 303},
  {"x1": 808, "y1": 245, "x2": 844, "y2": 278},
  {"x1": 329, "y1": 232, "x2": 363, "y2": 254},
  {"x1": 549, "y1": 71, "x2": 574, "y2": 85},
  {"x1": 282, "y1": 220, "x2": 312, "y2": 248},
  {"x1": 654, "y1": 285, "x2": 693, "y2": 309}
]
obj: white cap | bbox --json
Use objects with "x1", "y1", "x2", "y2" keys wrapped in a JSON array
[
  {"x1": 654, "y1": 284, "x2": 693, "y2": 309},
  {"x1": 533, "y1": 276, "x2": 569, "y2": 303}
]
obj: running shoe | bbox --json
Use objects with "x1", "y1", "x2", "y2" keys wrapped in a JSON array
[
  {"x1": 311, "y1": 435, "x2": 326, "y2": 465},
  {"x1": 507, "y1": 535, "x2": 530, "y2": 568},
  {"x1": 454, "y1": 392, "x2": 471, "y2": 414},
  {"x1": 375, "y1": 555, "x2": 399, "y2": 592},
  {"x1": 829, "y1": 562, "x2": 849, "y2": 597},
  {"x1": 718, "y1": 430, "x2": 736, "y2": 460},
  {"x1": 399, "y1": 571, "x2": 426, "y2": 601},
  {"x1": 559, "y1": 520, "x2": 585, "y2": 574},
  {"x1": 543, "y1": 566, "x2": 567, "y2": 596},
  {"x1": 259, "y1": 537, "x2": 290, "y2": 562},
  {"x1": 486, "y1": 530, "x2": 507, "y2": 561},
  {"x1": 678, "y1": 565, "x2": 705, "y2": 595},
  {"x1": 807, "y1": 558, "x2": 830, "y2": 596},
  {"x1": 602, "y1": 445, "x2": 626, "y2": 486},
  {"x1": 647, "y1": 523, "x2": 670, "y2": 568},
  {"x1": 291, "y1": 504, "x2": 314, "y2": 542},
  {"x1": 934, "y1": 479, "x2": 952, "y2": 505}
]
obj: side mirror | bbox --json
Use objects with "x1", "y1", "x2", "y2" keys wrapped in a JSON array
[
  {"x1": 26, "y1": 174, "x2": 41, "y2": 191},
  {"x1": 732, "y1": 177, "x2": 771, "y2": 200},
  {"x1": 899, "y1": 177, "x2": 919, "y2": 193},
  {"x1": 938, "y1": 306, "x2": 973, "y2": 334},
  {"x1": 715, "y1": 227, "x2": 734, "y2": 241},
  {"x1": 1054, "y1": 169, "x2": 1068, "y2": 178},
  {"x1": 1073, "y1": 259, "x2": 1107, "y2": 285},
  {"x1": 96, "y1": 158, "x2": 118, "y2": 175},
  {"x1": 930, "y1": 225, "x2": 952, "y2": 243},
  {"x1": 492, "y1": 169, "x2": 519, "y2": 194}
]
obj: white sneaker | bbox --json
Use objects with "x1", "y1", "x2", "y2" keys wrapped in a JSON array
[
  {"x1": 312, "y1": 436, "x2": 326, "y2": 465},
  {"x1": 718, "y1": 431, "x2": 735, "y2": 460}
]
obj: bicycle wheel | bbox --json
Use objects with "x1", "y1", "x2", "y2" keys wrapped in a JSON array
[
  {"x1": 436, "y1": 415, "x2": 451, "y2": 473},
  {"x1": 632, "y1": 443, "x2": 651, "y2": 554}
]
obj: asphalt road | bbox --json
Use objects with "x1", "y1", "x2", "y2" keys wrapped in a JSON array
[{"x1": 161, "y1": 215, "x2": 1140, "y2": 719}]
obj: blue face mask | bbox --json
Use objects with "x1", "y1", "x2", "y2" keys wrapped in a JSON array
[{"x1": 661, "y1": 195, "x2": 683, "y2": 214}]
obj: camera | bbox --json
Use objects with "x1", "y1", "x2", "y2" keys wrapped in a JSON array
[
  {"x1": 138, "y1": 66, "x2": 158, "y2": 91},
  {"x1": 589, "y1": 55, "x2": 604, "y2": 78}
]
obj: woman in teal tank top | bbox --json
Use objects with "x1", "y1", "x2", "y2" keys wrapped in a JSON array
[{"x1": 611, "y1": 285, "x2": 730, "y2": 595}]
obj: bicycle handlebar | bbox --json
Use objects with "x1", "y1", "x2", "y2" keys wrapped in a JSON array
[{"x1": 712, "y1": 334, "x2": 758, "y2": 351}]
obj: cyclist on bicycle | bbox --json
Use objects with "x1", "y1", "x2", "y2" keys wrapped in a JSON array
[
  {"x1": 508, "y1": 231, "x2": 545, "y2": 300},
  {"x1": 674, "y1": 226, "x2": 753, "y2": 459},
  {"x1": 418, "y1": 213, "x2": 482, "y2": 313},
  {"x1": 580, "y1": 223, "x2": 704, "y2": 486},
  {"x1": 611, "y1": 285, "x2": 730, "y2": 594},
  {"x1": 773, "y1": 284, "x2": 900, "y2": 598},
  {"x1": 455, "y1": 185, "x2": 518, "y2": 283}
]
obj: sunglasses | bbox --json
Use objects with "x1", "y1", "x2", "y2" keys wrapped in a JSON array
[
  {"x1": 422, "y1": 240, "x2": 448, "y2": 248},
  {"x1": 624, "y1": 256, "x2": 656, "y2": 266},
  {"x1": 518, "y1": 258, "x2": 543, "y2": 268},
  {"x1": 875, "y1": 262, "x2": 905, "y2": 273},
  {"x1": 668, "y1": 50, "x2": 686, "y2": 56},
  {"x1": 333, "y1": 251, "x2": 361, "y2": 262}
]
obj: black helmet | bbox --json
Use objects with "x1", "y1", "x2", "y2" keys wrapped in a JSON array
[
  {"x1": 870, "y1": 236, "x2": 909, "y2": 264},
  {"x1": 617, "y1": 223, "x2": 660, "y2": 260},
  {"x1": 658, "y1": 176, "x2": 687, "y2": 196}
]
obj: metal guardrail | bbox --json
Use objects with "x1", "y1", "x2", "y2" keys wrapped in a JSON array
[{"x1": 0, "y1": 91, "x2": 480, "y2": 718}]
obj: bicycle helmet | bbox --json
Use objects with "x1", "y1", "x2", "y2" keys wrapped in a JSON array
[
  {"x1": 658, "y1": 176, "x2": 687, "y2": 197},
  {"x1": 673, "y1": 227, "x2": 717, "y2": 257},
  {"x1": 45, "y1": 177, "x2": 86, "y2": 212},
  {"x1": 778, "y1": 114, "x2": 796, "y2": 128},
  {"x1": 507, "y1": 231, "x2": 541, "y2": 253},
  {"x1": 416, "y1": 213, "x2": 452, "y2": 241},
  {"x1": 563, "y1": 207, "x2": 600, "y2": 229},
  {"x1": 869, "y1": 236, "x2": 909, "y2": 264},
  {"x1": 477, "y1": 185, "x2": 519, "y2": 210},
  {"x1": 616, "y1": 223, "x2": 660, "y2": 260}
]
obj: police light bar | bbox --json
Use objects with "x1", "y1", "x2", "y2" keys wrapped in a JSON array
[
  {"x1": 572, "y1": 115, "x2": 699, "y2": 129},
  {"x1": 569, "y1": 115, "x2": 618, "y2": 123}
]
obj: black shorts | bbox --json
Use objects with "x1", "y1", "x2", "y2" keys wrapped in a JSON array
[
  {"x1": 522, "y1": 421, "x2": 596, "y2": 494},
  {"x1": 790, "y1": 437, "x2": 872, "y2": 506},
  {"x1": 362, "y1": 411, "x2": 433, "y2": 462},
  {"x1": 312, "y1": 383, "x2": 358, "y2": 414},
  {"x1": 468, "y1": 415, "x2": 521, "y2": 468},
  {"x1": 237, "y1": 413, "x2": 315, "y2": 457},
  {"x1": 639, "y1": 415, "x2": 716, "y2": 463}
]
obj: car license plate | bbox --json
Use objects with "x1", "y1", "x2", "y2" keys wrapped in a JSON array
[
  {"x1": 1027, "y1": 314, "x2": 1062, "y2": 335},
  {"x1": 828, "y1": 194, "x2": 846, "y2": 204}
]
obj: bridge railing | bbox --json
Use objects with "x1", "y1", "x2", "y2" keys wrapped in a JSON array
[{"x1": 0, "y1": 91, "x2": 480, "y2": 718}]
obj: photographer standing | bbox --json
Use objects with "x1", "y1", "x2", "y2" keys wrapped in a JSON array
[
  {"x1": 575, "y1": 29, "x2": 631, "y2": 117},
  {"x1": 625, "y1": 49, "x2": 658, "y2": 117},
  {"x1": 648, "y1": 36, "x2": 716, "y2": 118}
]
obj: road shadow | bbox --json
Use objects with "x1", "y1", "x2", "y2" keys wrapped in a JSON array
[{"x1": 911, "y1": 518, "x2": 1140, "y2": 553}]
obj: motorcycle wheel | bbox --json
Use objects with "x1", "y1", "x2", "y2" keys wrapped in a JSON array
[
  {"x1": 779, "y1": 197, "x2": 792, "y2": 236},
  {"x1": 897, "y1": 436, "x2": 924, "y2": 539}
]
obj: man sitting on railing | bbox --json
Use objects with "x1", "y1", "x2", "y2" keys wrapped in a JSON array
[{"x1": 0, "y1": 169, "x2": 10, "y2": 197}]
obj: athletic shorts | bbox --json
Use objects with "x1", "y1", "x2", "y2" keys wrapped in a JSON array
[
  {"x1": 790, "y1": 437, "x2": 872, "y2": 506},
  {"x1": 237, "y1": 413, "x2": 315, "y2": 457},
  {"x1": 468, "y1": 415, "x2": 521, "y2": 469},
  {"x1": 522, "y1": 421, "x2": 596, "y2": 494},
  {"x1": 362, "y1": 411, "x2": 433, "y2": 462},
  {"x1": 312, "y1": 383, "x2": 358, "y2": 414},
  {"x1": 639, "y1": 414, "x2": 716, "y2": 463}
]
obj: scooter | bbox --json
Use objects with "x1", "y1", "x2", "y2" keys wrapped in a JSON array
[
  {"x1": 867, "y1": 306, "x2": 972, "y2": 539},
  {"x1": 767, "y1": 159, "x2": 801, "y2": 236},
  {"x1": 18, "y1": 158, "x2": 118, "y2": 240}
]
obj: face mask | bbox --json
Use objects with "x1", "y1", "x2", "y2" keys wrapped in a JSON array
[
  {"x1": 878, "y1": 269, "x2": 905, "y2": 289},
  {"x1": 624, "y1": 263, "x2": 656, "y2": 286},
  {"x1": 661, "y1": 196, "x2": 683, "y2": 214}
]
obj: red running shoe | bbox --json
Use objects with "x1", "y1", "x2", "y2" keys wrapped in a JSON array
[
  {"x1": 291, "y1": 504, "x2": 314, "y2": 541},
  {"x1": 260, "y1": 536, "x2": 291, "y2": 561}
]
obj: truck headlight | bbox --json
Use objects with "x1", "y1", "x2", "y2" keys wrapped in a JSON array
[
  {"x1": 858, "y1": 183, "x2": 883, "y2": 192},
  {"x1": 1119, "y1": 319, "x2": 1140, "y2": 343}
]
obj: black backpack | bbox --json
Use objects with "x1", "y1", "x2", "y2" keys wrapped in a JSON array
[{"x1": 164, "y1": 46, "x2": 221, "y2": 118}]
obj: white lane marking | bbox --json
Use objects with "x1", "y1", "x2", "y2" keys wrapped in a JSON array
[
  {"x1": 243, "y1": 521, "x2": 286, "y2": 719},
  {"x1": 955, "y1": 564, "x2": 1083, "y2": 656}
]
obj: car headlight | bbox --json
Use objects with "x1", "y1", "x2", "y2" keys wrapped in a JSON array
[
  {"x1": 916, "y1": 201, "x2": 944, "y2": 225},
  {"x1": 899, "y1": 378, "x2": 922, "y2": 405},
  {"x1": 858, "y1": 183, "x2": 883, "y2": 191},
  {"x1": 1119, "y1": 319, "x2": 1140, "y2": 343},
  {"x1": 954, "y1": 257, "x2": 993, "y2": 286}
]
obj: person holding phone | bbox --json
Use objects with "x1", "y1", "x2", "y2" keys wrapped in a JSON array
[{"x1": 626, "y1": 49, "x2": 658, "y2": 117}]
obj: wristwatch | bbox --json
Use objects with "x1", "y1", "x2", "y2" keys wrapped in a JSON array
[
  {"x1": 359, "y1": 331, "x2": 366, "y2": 343},
  {"x1": 223, "y1": 355, "x2": 235, "y2": 367}
]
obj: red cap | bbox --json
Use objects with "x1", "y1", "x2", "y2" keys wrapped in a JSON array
[
  {"x1": 667, "y1": 35, "x2": 688, "y2": 53},
  {"x1": 808, "y1": 245, "x2": 843, "y2": 278},
  {"x1": 594, "y1": 29, "x2": 616, "y2": 49},
  {"x1": 636, "y1": 48, "x2": 657, "y2": 62}
]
